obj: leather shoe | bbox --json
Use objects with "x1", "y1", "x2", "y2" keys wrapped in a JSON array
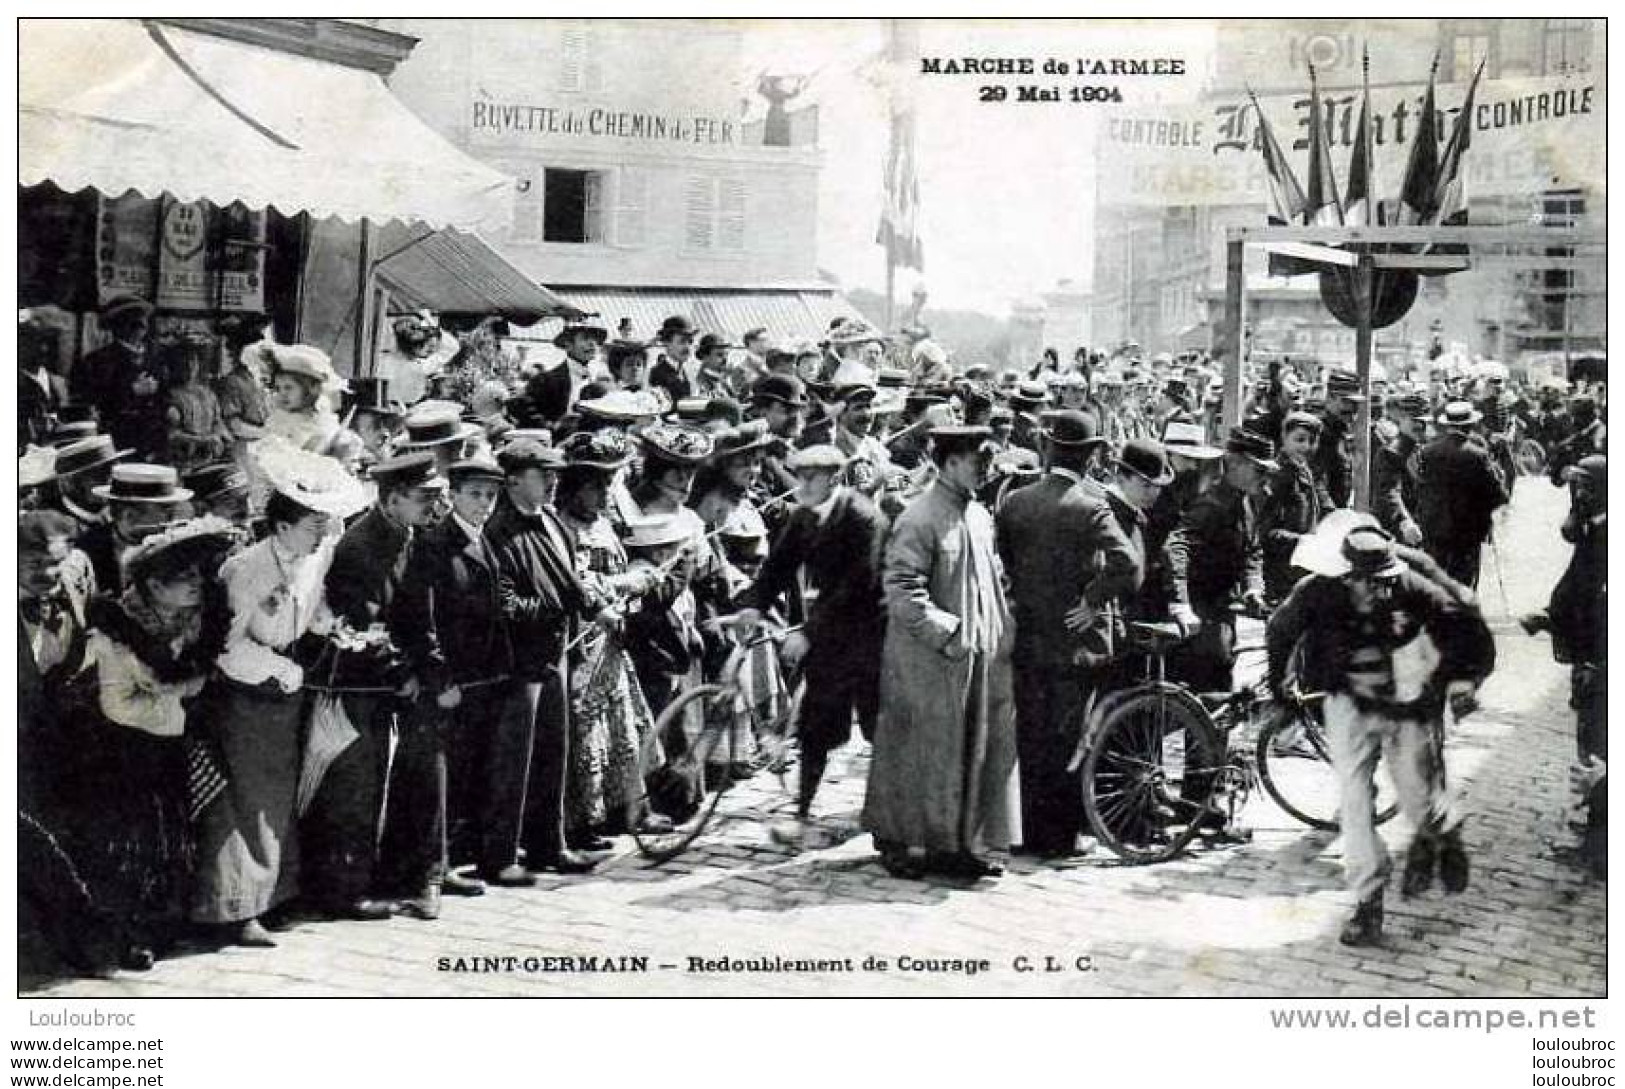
[
  {"x1": 398, "y1": 887, "x2": 442, "y2": 921},
  {"x1": 1437, "y1": 830, "x2": 1470, "y2": 893},
  {"x1": 119, "y1": 945, "x2": 156, "y2": 972},
  {"x1": 236, "y1": 919, "x2": 277, "y2": 948},
  {"x1": 478, "y1": 864, "x2": 538, "y2": 888},
  {"x1": 332, "y1": 898, "x2": 396, "y2": 921},
  {"x1": 1401, "y1": 838, "x2": 1436, "y2": 899},
  {"x1": 531, "y1": 849, "x2": 600, "y2": 875},
  {"x1": 442, "y1": 871, "x2": 487, "y2": 897},
  {"x1": 1339, "y1": 896, "x2": 1384, "y2": 947},
  {"x1": 567, "y1": 835, "x2": 615, "y2": 853}
]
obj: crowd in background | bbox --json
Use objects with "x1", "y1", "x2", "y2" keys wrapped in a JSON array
[{"x1": 17, "y1": 294, "x2": 1607, "y2": 972}]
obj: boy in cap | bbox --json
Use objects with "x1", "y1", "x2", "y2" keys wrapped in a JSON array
[
  {"x1": 385, "y1": 458, "x2": 515, "y2": 915},
  {"x1": 1268, "y1": 525, "x2": 1493, "y2": 945},
  {"x1": 303, "y1": 453, "x2": 446, "y2": 920},
  {"x1": 1258, "y1": 411, "x2": 1331, "y2": 602}
]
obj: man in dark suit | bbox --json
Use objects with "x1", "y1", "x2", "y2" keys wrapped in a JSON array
[
  {"x1": 996, "y1": 410, "x2": 1139, "y2": 858},
  {"x1": 1371, "y1": 393, "x2": 1428, "y2": 547},
  {"x1": 648, "y1": 315, "x2": 699, "y2": 404},
  {"x1": 75, "y1": 296, "x2": 164, "y2": 457},
  {"x1": 482, "y1": 439, "x2": 599, "y2": 878},
  {"x1": 1415, "y1": 401, "x2": 1510, "y2": 588},
  {"x1": 386, "y1": 457, "x2": 515, "y2": 917},
  {"x1": 731, "y1": 444, "x2": 889, "y2": 832},
  {"x1": 303, "y1": 453, "x2": 445, "y2": 920}
]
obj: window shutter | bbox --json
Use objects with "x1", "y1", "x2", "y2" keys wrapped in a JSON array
[
  {"x1": 615, "y1": 168, "x2": 647, "y2": 248},
  {"x1": 583, "y1": 172, "x2": 605, "y2": 243},
  {"x1": 717, "y1": 178, "x2": 747, "y2": 252},
  {"x1": 685, "y1": 176, "x2": 716, "y2": 251},
  {"x1": 559, "y1": 25, "x2": 584, "y2": 92}
]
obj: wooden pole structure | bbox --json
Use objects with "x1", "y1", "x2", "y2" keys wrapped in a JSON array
[
  {"x1": 884, "y1": 239, "x2": 895, "y2": 332},
  {"x1": 354, "y1": 217, "x2": 373, "y2": 378},
  {"x1": 1220, "y1": 235, "x2": 1245, "y2": 428},
  {"x1": 1351, "y1": 251, "x2": 1374, "y2": 510}
]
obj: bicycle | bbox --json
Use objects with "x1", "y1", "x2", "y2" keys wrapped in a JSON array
[
  {"x1": 1076, "y1": 620, "x2": 1396, "y2": 864},
  {"x1": 631, "y1": 623, "x2": 802, "y2": 864}
]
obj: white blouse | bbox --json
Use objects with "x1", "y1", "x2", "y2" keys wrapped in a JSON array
[{"x1": 216, "y1": 536, "x2": 337, "y2": 692}]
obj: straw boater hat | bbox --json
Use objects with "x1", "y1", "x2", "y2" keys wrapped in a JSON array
[
  {"x1": 1161, "y1": 420, "x2": 1223, "y2": 461},
  {"x1": 46, "y1": 420, "x2": 100, "y2": 448},
  {"x1": 252, "y1": 437, "x2": 371, "y2": 519},
  {"x1": 786, "y1": 445, "x2": 847, "y2": 473},
  {"x1": 559, "y1": 430, "x2": 634, "y2": 472},
  {"x1": 396, "y1": 404, "x2": 481, "y2": 451},
  {"x1": 53, "y1": 434, "x2": 132, "y2": 478},
  {"x1": 92, "y1": 463, "x2": 193, "y2": 506},
  {"x1": 1437, "y1": 401, "x2": 1483, "y2": 429}
]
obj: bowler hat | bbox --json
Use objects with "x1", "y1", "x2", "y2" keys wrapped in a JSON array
[
  {"x1": 695, "y1": 333, "x2": 736, "y2": 356},
  {"x1": 656, "y1": 315, "x2": 699, "y2": 342},
  {"x1": 751, "y1": 373, "x2": 807, "y2": 407},
  {"x1": 1116, "y1": 439, "x2": 1174, "y2": 486},
  {"x1": 1008, "y1": 380, "x2": 1052, "y2": 411},
  {"x1": 1039, "y1": 409, "x2": 1105, "y2": 448}
]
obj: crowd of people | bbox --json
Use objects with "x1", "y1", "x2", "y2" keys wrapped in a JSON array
[{"x1": 17, "y1": 293, "x2": 1608, "y2": 974}]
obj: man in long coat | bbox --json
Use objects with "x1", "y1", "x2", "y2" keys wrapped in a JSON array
[
  {"x1": 863, "y1": 426, "x2": 1018, "y2": 880},
  {"x1": 1414, "y1": 401, "x2": 1509, "y2": 588}
]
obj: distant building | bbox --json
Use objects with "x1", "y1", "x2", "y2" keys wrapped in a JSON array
[
  {"x1": 1091, "y1": 18, "x2": 1605, "y2": 371},
  {"x1": 375, "y1": 18, "x2": 859, "y2": 343}
]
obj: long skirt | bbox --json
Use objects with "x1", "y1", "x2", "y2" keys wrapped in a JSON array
[
  {"x1": 567, "y1": 640, "x2": 656, "y2": 836},
  {"x1": 191, "y1": 681, "x2": 305, "y2": 924}
]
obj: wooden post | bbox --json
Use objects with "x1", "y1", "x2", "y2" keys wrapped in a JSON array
[
  {"x1": 1352, "y1": 251, "x2": 1374, "y2": 510},
  {"x1": 884, "y1": 239, "x2": 895, "y2": 333},
  {"x1": 1221, "y1": 235, "x2": 1245, "y2": 428},
  {"x1": 354, "y1": 217, "x2": 373, "y2": 378}
]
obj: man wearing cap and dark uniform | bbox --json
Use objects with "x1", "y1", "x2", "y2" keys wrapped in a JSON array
[
  {"x1": 730, "y1": 443, "x2": 890, "y2": 833},
  {"x1": 1268, "y1": 524, "x2": 1493, "y2": 946},
  {"x1": 482, "y1": 438, "x2": 600, "y2": 879},
  {"x1": 1371, "y1": 392, "x2": 1429, "y2": 546},
  {"x1": 996, "y1": 410, "x2": 1139, "y2": 859},
  {"x1": 649, "y1": 315, "x2": 700, "y2": 404},
  {"x1": 1164, "y1": 428, "x2": 1275, "y2": 694},
  {"x1": 382, "y1": 456, "x2": 513, "y2": 916},
  {"x1": 1415, "y1": 401, "x2": 1509, "y2": 588},
  {"x1": 1313, "y1": 370, "x2": 1365, "y2": 509},
  {"x1": 865, "y1": 425, "x2": 1018, "y2": 879},
  {"x1": 300, "y1": 452, "x2": 448, "y2": 920}
]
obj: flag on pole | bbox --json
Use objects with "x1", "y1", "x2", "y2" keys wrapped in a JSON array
[
  {"x1": 1435, "y1": 55, "x2": 1486, "y2": 229},
  {"x1": 1344, "y1": 47, "x2": 1377, "y2": 227},
  {"x1": 1395, "y1": 53, "x2": 1442, "y2": 226},
  {"x1": 875, "y1": 21, "x2": 923, "y2": 272},
  {"x1": 1250, "y1": 87, "x2": 1309, "y2": 276},
  {"x1": 1304, "y1": 63, "x2": 1344, "y2": 229}
]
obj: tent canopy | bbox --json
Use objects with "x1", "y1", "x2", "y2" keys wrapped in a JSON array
[
  {"x1": 373, "y1": 225, "x2": 583, "y2": 324},
  {"x1": 20, "y1": 18, "x2": 514, "y2": 230}
]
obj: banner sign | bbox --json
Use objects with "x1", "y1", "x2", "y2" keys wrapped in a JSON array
[
  {"x1": 1096, "y1": 73, "x2": 1603, "y2": 207},
  {"x1": 470, "y1": 98, "x2": 737, "y2": 146},
  {"x1": 96, "y1": 196, "x2": 267, "y2": 312}
]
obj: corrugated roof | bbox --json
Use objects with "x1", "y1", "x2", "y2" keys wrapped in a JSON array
[
  {"x1": 374, "y1": 225, "x2": 582, "y2": 323},
  {"x1": 537, "y1": 287, "x2": 863, "y2": 346}
]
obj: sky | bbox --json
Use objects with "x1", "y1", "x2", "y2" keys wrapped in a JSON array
[{"x1": 736, "y1": 19, "x2": 1216, "y2": 315}]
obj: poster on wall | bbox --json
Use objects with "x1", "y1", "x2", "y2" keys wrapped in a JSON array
[{"x1": 95, "y1": 195, "x2": 267, "y2": 311}]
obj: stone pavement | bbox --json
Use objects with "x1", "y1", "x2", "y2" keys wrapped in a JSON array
[{"x1": 21, "y1": 481, "x2": 1603, "y2": 997}]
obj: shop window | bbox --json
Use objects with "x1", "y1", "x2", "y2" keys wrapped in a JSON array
[
  {"x1": 683, "y1": 175, "x2": 747, "y2": 253},
  {"x1": 1442, "y1": 24, "x2": 1496, "y2": 82},
  {"x1": 543, "y1": 169, "x2": 605, "y2": 244},
  {"x1": 1543, "y1": 20, "x2": 1592, "y2": 75}
]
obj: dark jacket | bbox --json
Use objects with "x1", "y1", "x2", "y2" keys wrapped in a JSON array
[
  {"x1": 1312, "y1": 413, "x2": 1355, "y2": 509},
  {"x1": 482, "y1": 492, "x2": 588, "y2": 680},
  {"x1": 320, "y1": 506, "x2": 417, "y2": 690},
  {"x1": 995, "y1": 471, "x2": 1140, "y2": 665},
  {"x1": 1549, "y1": 512, "x2": 1607, "y2": 666},
  {"x1": 1415, "y1": 432, "x2": 1509, "y2": 549},
  {"x1": 1370, "y1": 431, "x2": 1421, "y2": 542},
  {"x1": 1259, "y1": 456, "x2": 1324, "y2": 600},
  {"x1": 648, "y1": 355, "x2": 691, "y2": 405},
  {"x1": 1164, "y1": 480, "x2": 1263, "y2": 617},
  {"x1": 741, "y1": 487, "x2": 889, "y2": 671},
  {"x1": 1267, "y1": 561, "x2": 1495, "y2": 711},
  {"x1": 393, "y1": 516, "x2": 513, "y2": 692}
]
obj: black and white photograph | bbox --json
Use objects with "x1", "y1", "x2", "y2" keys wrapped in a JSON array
[{"x1": 10, "y1": 12, "x2": 1610, "y2": 1043}]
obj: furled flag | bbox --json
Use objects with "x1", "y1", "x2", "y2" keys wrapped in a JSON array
[
  {"x1": 1395, "y1": 53, "x2": 1442, "y2": 225},
  {"x1": 874, "y1": 20, "x2": 923, "y2": 272},
  {"x1": 1304, "y1": 63, "x2": 1344, "y2": 229},
  {"x1": 1434, "y1": 56, "x2": 1486, "y2": 229},
  {"x1": 1344, "y1": 47, "x2": 1377, "y2": 227},
  {"x1": 1250, "y1": 87, "x2": 1309, "y2": 276}
]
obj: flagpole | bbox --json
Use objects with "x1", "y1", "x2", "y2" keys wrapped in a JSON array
[{"x1": 885, "y1": 240, "x2": 895, "y2": 332}]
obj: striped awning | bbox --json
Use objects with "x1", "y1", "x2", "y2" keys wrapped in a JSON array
[
  {"x1": 537, "y1": 286, "x2": 864, "y2": 346},
  {"x1": 373, "y1": 225, "x2": 582, "y2": 324}
]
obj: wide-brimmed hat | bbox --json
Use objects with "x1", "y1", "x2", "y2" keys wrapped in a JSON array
[
  {"x1": 1161, "y1": 421, "x2": 1223, "y2": 461},
  {"x1": 825, "y1": 319, "x2": 884, "y2": 348},
  {"x1": 559, "y1": 430, "x2": 634, "y2": 472},
  {"x1": 252, "y1": 436, "x2": 371, "y2": 519},
  {"x1": 711, "y1": 420, "x2": 776, "y2": 460},
  {"x1": 53, "y1": 434, "x2": 132, "y2": 478},
  {"x1": 751, "y1": 373, "x2": 807, "y2": 407},
  {"x1": 1039, "y1": 409, "x2": 1105, "y2": 449},
  {"x1": 639, "y1": 422, "x2": 715, "y2": 466},
  {"x1": 397, "y1": 405, "x2": 481, "y2": 450},
  {"x1": 19, "y1": 446, "x2": 56, "y2": 490},
  {"x1": 1008, "y1": 380, "x2": 1052, "y2": 411},
  {"x1": 1341, "y1": 526, "x2": 1406, "y2": 579},
  {"x1": 46, "y1": 419, "x2": 100, "y2": 448},
  {"x1": 185, "y1": 462, "x2": 251, "y2": 505},
  {"x1": 123, "y1": 515, "x2": 240, "y2": 584},
  {"x1": 623, "y1": 513, "x2": 692, "y2": 550},
  {"x1": 267, "y1": 344, "x2": 346, "y2": 392},
  {"x1": 1224, "y1": 427, "x2": 1279, "y2": 470},
  {"x1": 551, "y1": 321, "x2": 610, "y2": 349},
  {"x1": 656, "y1": 315, "x2": 699, "y2": 342},
  {"x1": 371, "y1": 451, "x2": 448, "y2": 493},
  {"x1": 1116, "y1": 438, "x2": 1175, "y2": 486},
  {"x1": 1437, "y1": 401, "x2": 1483, "y2": 428},
  {"x1": 577, "y1": 388, "x2": 664, "y2": 423},
  {"x1": 93, "y1": 463, "x2": 193, "y2": 505}
]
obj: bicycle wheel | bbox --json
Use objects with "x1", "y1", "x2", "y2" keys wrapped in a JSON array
[
  {"x1": 1516, "y1": 438, "x2": 1547, "y2": 477},
  {"x1": 633, "y1": 684, "x2": 735, "y2": 864},
  {"x1": 1254, "y1": 701, "x2": 1398, "y2": 831},
  {"x1": 1080, "y1": 686, "x2": 1226, "y2": 864}
]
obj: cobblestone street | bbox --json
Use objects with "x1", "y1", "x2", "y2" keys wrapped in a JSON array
[{"x1": 23, "y1": 481, "x2": 1604, "y2": 998}]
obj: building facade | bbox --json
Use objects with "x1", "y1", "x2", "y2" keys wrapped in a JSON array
[{"x1": 1091, "y1": 18, "x2": 1605, "y2": 371}]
